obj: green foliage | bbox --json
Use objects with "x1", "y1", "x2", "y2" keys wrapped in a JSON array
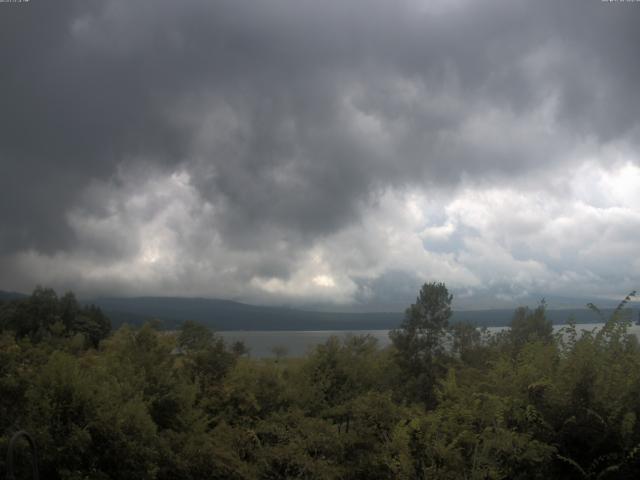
[
  {"x1": 391, "y1": 282, "x2": 453, "y2": 358},
  {"x1": 510, "y1": 300, "x2": 553, "y2": 350},
  {"x1": 449, "y1": 321, "x2": 491, "y2": 366},
  {"x1": 0, "y1": 287, "x2": 110, "y2": 347},
  {"x1": 302, "y1": 334, "x2": 388, "y2": 412},
  {"x1": 390, "y1": 282, "x2": 453, "y2": 406},
  {"x1": 2, "y1": 286, "x2": 640, "y2": 479}
]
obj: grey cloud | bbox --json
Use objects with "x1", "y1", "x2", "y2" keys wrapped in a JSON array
[
  {"x1": 1, "y1": 0, "x2": 639, "y2": 301},
  {"x1": 352, "y1": 270, "x2": 424, "y2": 312}
]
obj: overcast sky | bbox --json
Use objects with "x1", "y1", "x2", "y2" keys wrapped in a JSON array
[{"x1": 1, "y1": 0, "x2": 639, "y2": 309}]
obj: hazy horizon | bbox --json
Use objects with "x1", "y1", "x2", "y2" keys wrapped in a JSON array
[{"x1": 2, "y1": 285, "x2": 633, "y2": 315}]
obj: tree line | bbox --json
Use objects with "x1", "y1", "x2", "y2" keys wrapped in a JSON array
[{"x1": 1, "y1": 284, "x2": 639, "y2": 479}]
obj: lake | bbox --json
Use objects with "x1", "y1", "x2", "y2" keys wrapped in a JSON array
[{"x1": 220, "y1": 323, "x2": 640, "y2": 358}]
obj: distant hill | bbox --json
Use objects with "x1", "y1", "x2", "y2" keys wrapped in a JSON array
[
  {"x1": 3, "y1": 290, "x2": 635, "y2": 331},
  {"x1": 0, "y1": 290, "x2": 27, "y2": 301},
  {"x1": 91, "y1": 297, "x2": 404, "y2": 330},
  {"x1": 451, "y1": 308, "x2": 638, "y2": 328},
  {"x1": 89, "y1": 296, "x2": 637, "y2": 331}
]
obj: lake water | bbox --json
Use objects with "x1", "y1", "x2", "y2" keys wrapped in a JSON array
[{"x1": 220, "y1": 323, "x2": 640, "y2": 358}]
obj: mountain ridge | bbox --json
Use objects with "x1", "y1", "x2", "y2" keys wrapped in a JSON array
[
  {"x1": 88, "y1": 295, "x2": 634, "y2": 331},
  {"x1": 2, "y1": 290, "x2": 636, "y2": 331}
]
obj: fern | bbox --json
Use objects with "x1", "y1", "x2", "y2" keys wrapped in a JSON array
[
  {"x1": 556, "y1": 454, "x2": 587, "y2": 478},
  {"x1": 612, "y1": 291, "x2": 636, "y2": 321},
  {"x1": 587, "y1": 302, "x2": 605, "y2": 323}
]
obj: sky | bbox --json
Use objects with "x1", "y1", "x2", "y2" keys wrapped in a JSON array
[{"x1": 1, "y1": 0, "x2": 639, "y2": 310}]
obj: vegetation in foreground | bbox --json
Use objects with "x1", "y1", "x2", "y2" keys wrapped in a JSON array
[{"x1": 1, "y1": 285, "x2": 640, "y2": 479}]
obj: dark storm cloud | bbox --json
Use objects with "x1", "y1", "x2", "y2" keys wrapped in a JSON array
[
  {"x1": 0, "y1": 1, "x2": 188, "y2": 253},
  {"x1": 1, "y1": 0, "x2": 639, "y2": 297},
  {"x1": 353, "y1": 270, "x2": 424, "y2": 311}
]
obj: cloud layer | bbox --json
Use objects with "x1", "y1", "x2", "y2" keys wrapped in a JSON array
[{"x1": 1, "y1": 0, "x2": 639, "y2": 308}]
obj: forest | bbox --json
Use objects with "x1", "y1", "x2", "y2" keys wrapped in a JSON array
[{"x1": 1, "y1": 284, "x2": 640, "y2": 479}]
